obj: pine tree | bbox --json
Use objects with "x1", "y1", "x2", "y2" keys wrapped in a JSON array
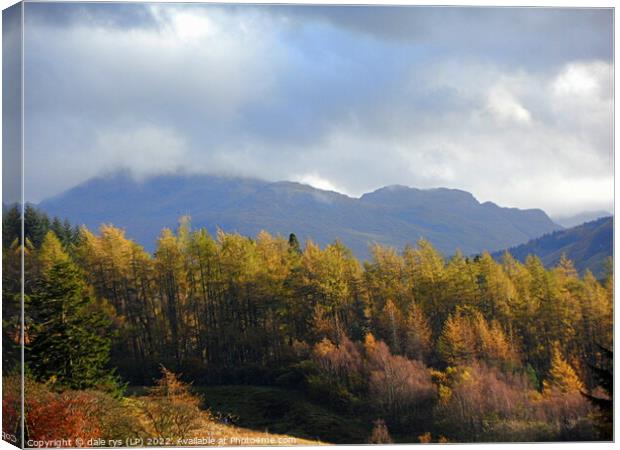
[
  {"x1": 24, "y1": 205, "x2": 51, "y2": 248},
  {"x1": 582, "y1": 345, "x2": 612, "y2": 440},
  {"x1": 28, "y1": 260, "x2": 115, "y2": 390},
  {"x1": 288, "y1": 233, "x2": 302, "y2": 255},
  {"x1": 543, "y1": 342, "x2": 584, "y2": 394},
  {"x1": 2, "y1": 204, "x2": 22, "y2": 248}
]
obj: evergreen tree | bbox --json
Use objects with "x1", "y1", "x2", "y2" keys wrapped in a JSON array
[
  {"x1": 2, "y1": 204, "x2": 22, "y2": 248},
  {"x1": 288, "y1": 233, "x2": 302, "y2": 255},
  {"x1": 28, "y1": 260, "x2": 115, "y2": 389},
  {"x1": 582, "y1": 345, "x2": 612, "y2": 440},
  {"x1": 24, "y1": 204, "x2": 51, "y2": 248}
]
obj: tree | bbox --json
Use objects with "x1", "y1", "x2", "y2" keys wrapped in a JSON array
[
  {"x1": 404, "y1": 302, "x2": 432, "y2": 362},
  {"x1": 24, "y1": 205, "x2": 51, "y2": 248},
  {"x1": 38, "y1": 231, "x2": 70, "y2": 275},
  {"x1": 473, "y1": 313, "x2": 520, "y2": 370},
  {"x1": 2, "y1": 204, "x2": 22, "y2": 248},
  {"x1": 379, "y1": 299, "x2": 405, "y2": 354},
  {"x1": 582, "y1": 345, "x2": 612, "y2": 440},
  {"x1": 28, "y1": 260, "x2": 115, "y2": 390},
  {"x1": 288, "y1": 233, "x2": 302, "y2": 255},
  {"x1": 437, "y1": 311, "x2": 476, "y2": 366},
  {"x1": 543, "y1": 342, "x2": 584, "y2": 395},
  {"x1": 140, "y1": 367, "x2": 204, "y2": 440},
  {"x1": 366, "y1": 338, "x2": 435, "y2": 425},
  {"x1": 434, "y1": 362, "x2": 534, "y2": 442},
  {"x1": 404, "y1": 239, "x2": 447, "y2": 334}
]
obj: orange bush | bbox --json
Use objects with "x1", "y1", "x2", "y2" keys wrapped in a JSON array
[
  {"x1": 3, "y1": 375, "x2": 22, "y2": 440},
  {"x1": 25, "y1": 382, "x2": 103, "y2": 443}
]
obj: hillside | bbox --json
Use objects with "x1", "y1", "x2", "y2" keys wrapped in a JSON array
[
  {"x1": 552, "y1": 210, "x2": 612, "y2": 228},
  {"x1": 38, "y1": 172, "x2": 561, "y2": 259},
  {"x1": 491, "y1": 216, "x2": 613, "y2": 276}
]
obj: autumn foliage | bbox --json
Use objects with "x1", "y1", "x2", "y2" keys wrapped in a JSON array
[{"x1": 3, "y1": 206, "x2": 613, "y2": 443}]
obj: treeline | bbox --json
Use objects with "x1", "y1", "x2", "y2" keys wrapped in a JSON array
[{"x1": 2, "y1": 205, "x2": 613, "y2": 442}]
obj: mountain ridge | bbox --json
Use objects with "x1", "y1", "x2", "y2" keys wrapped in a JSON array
[
  {"x1": 38, "y1": 172, "x2": 562, "y2": 260},
  {"x1": 491, "y1": 216, "x2": 613, "y2": 277}
]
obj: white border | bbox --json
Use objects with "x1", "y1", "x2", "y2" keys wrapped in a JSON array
[{"x1": 0, "y1": 2, "x2": 615, "y2": 450}]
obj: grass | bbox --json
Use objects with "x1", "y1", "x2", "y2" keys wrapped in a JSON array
[
  {"x1": 190, "y1": 385, "x2": 369, "y2": 444},
  {"x1": 161, "y1": 417, "x2": 324, "y2": 446},
  {"x1": 126, "y1": 384, "x2": 433, "y2": 444},
  {"x1": 127, "y1": 391, "x2": 324, "y2": 446}
]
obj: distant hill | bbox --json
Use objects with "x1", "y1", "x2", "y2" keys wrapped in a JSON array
[
  {"x1": 552, "y1": 210, "x2": 612, "y2": 228},
  {"x1": 491, "y1": 216, "x2": 613, "y2": 277},
  {"x1": 38, "y1": 172, "x2": 561, "y2": 260}
]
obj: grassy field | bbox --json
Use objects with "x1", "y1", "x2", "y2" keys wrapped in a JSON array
[
  {"x1": 127, "y1": 384, "x2": 435, "y2": 444},
  {"x1": 126, "y1": 386, "x2": 325, "y2": 446},
  {"x1": 192, "y1": 386, "x2": 369, "y2": 444},
  {"x1": 169, "y1": 420, "x2": 324, "y2": 446}
]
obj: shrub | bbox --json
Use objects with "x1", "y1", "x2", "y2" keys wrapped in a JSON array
[
  {"x1": 366, "y1": 338, "x2": 435, "y2": 426},
  {"x1": 368, "y1": 419, "x2": 392, "y2": 444},
  {"x1": 22, "y1": 377, "x2": 145, "y2": 444},
  {"x1": 139, "y1": 367, "x2": 204, "y2": 439},
  {"x1": 434, "y1": 363, "x2": 533, "y2": 441},
  {"x1": 2, "y1": 374, "x2": 22, "y2": 441},
  {"x1": 25, "y1": 380, "x2": 102, "y2": 443}
]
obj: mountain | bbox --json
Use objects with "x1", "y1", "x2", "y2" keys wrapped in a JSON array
[
  {"x1": 552, "y1": 210, "x2": 612, "y2": 228},
  {"x1": 38, "y1": 172, "x2": 561, "y2": 260},
  {"x1": 491, "y1": 216, "x2": 613, "y2": 277}
]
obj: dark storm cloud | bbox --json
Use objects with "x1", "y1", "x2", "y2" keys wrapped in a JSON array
[{"x1": 22, "y1": 3, "x2": 613, "y2": 216}]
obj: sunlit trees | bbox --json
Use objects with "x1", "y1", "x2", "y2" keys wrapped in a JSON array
[
  {"x1": 38, "y1": 231, "x2": 70, "y2": 274},
  {"x1": 434, "y1": 363, "x2": 535, "y2": 442},
  {"x1": 404, "y1": 302, "x2": 433, "y2": 362},
  {"x1": 8, "y1": 206, "x2": 612, "y2": 443},
  {"x1": 298, "y1": 240, "x2": 366, "y2": 342},
  {"x1": 437, "y1": 310, "x2": 477, "y2": 366},
  {"x1": 404, "y1": 239, "x2": 448, "y2": 334},
  {"x1": 543, "y1": 343, "x2": 584, "y2": 395}
]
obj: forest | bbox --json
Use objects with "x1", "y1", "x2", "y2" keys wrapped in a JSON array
[{"x1": 2, "y1": 204, "x2": 613, "y2": 444}]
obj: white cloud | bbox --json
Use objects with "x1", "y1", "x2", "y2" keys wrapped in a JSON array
[
  {"x1": 23, "y1": 5, "x2": 613, "y2": 217},
  {"x1": 293, "y1": 173, "x2": 348, "y2": 194},
  {"x1": 95, "y1": 126, "x2": 188, "y2": 179},
  {"x1": 552, "y1": 61, "x2": 612, "y2": 98},
  {"x1": 486, "y1": 86, "x2": 532, "y2": 124}
]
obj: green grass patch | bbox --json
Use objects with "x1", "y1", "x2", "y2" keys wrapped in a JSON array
[{"x1": 193, "y1": 385, "x2": 369, "y2": 444}]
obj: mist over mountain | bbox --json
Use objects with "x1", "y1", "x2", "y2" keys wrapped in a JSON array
[
  {"x1": 38, "y1": 172, "x2": 562, "y2": 260},
  {"x1": 552, "y1": 210, "x2": 613, "y2": 228},
  {"x1": 492, "y1": 216, "x2": 613, "y2": 277}
]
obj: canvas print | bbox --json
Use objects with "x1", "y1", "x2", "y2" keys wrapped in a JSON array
[{"x1": 2, "y1": 2, "x2": 614, "y2": 447}]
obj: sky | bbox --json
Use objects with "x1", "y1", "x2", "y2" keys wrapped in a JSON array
[{"x1": 22, "y1": 3, "x2": 613, "y2": 217}]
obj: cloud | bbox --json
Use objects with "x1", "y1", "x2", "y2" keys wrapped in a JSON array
[
  {"x1": 95, "y1": 126, "x2": 188, "y2": 179},
  {"x1": 23, "y1": 4, "x2": 613, "y2": 216},
  {"x1": 486, "y1": 87, "x2": 532, "y2": 125},
  {"x1": 293, "y1": 173, "x2": 348, "y2": 194}
]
